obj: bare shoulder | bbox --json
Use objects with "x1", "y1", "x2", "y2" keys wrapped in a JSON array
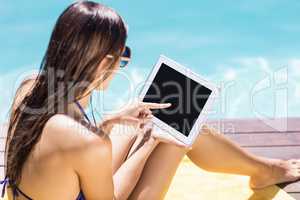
[
  {"x1": 43, "y1": 115, "x2": 112, "y2": 176},
  {"x1": 45, "y1": 116, "x2": 115, "y2": 199},
  {"x1": 43, "y1": 114, "x2": 111, "y2": 150}
]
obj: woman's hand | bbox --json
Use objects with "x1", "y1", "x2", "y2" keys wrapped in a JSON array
[
  {"x1": 143, "y1": 122, "x2": 188, "y2": 148},
  {"x1": 99, "y1": 101, "x2": 171, "y2": 135}
]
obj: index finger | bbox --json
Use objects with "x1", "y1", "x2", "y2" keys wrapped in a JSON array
[{"x1": 141, "y1": 102, "x2": 172, "y2": 109}]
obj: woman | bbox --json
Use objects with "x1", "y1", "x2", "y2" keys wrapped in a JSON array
[{"x1": 2, "y1": 1, "x2": 300, "y2": 200}]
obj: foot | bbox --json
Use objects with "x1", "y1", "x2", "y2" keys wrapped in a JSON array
[{"x1": 250, "y1": 159, "x2": 300, "y2": 189}]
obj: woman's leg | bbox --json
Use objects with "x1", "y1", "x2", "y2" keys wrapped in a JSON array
[
  {"x1": 128, "y1": 125, "x2": 261, "y2": 200},
  {"x1": 187, "y1": 125, "x2": 300, "y2": 188},
  {"x1": 129, "y1": 125, "x2": 300, "y2": 200},
  {"x1": 126, "y1": 124, "x2": 300, "y2": 199},
  {"x1": 128, "y1": 142, "x2": 188, "y2": 200},
  {"x1": 109, "y1": 123, "x2": 187, "y2": 200}
]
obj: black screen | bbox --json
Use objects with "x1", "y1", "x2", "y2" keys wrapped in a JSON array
[{"x1": 143, "y1": 63, "x2": 212, "y2": 136}]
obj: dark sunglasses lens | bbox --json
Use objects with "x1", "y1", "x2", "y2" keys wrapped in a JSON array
[
  {"x1": 122, "y1": 46, "x2": 131, "y2": 58},
  {"x1": 120, "y1": 60, "x2": 128, "y2": 68},
  {"x1": 120, "y1": 46, "x2": 131, "y2": 68}
]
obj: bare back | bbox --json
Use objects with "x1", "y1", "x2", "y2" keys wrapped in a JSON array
[{"x1": 8, "y1": 78, "x2": 113, "y2": 200}]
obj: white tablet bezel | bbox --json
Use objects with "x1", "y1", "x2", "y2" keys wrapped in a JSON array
[{"x1": 139, "y1": 55, "x2": 219, "y2": 146}]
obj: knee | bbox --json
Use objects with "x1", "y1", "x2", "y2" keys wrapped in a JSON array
[
  {"x1": 199, "y1": 125, "x2": 221, "y2": 139},
  {"x1": 190, "y1": 125, "x2": 218, "y2": 149}
]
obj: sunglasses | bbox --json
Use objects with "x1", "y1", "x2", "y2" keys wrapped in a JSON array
[
  {"x1": 120, "y1": 46, "x2": 131, "y2": 68},
  {"x1": 107, "y1": 46, "x2": 131, "y2": 68}
]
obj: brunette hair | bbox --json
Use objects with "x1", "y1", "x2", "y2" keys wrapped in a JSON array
[{"x1": 5, "y1": 1, "x2": 127, "y2": 184}]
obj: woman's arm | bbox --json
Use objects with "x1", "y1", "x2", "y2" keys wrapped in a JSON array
[
  {"x1": 73, "y1": 123, "x2": 158, "y2": 200},
  {"x1": 113, "y1": 131, "x2": 159, "y2": 200},
  {"x1": 77, "y1": 135, "x2": 115, "y2": 200},
  {"x1": 57, "y1": 114, "x2": 157, "y2": 200},
  {"x1": 97, "y1": 102, "x2": 184, "y2": 199}
]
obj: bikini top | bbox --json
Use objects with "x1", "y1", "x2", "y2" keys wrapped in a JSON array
[{"x1": 0, "y1": 101, "x2": 92, "y2": 200}]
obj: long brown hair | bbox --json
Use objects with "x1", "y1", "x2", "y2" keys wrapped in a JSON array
[{"x1": 5, "y1": 1, "x2": 127, "y2": 184}]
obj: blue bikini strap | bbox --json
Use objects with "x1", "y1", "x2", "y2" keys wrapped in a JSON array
[
  {"x1": 0, "y1": 176, "x2": 9, "y2": 197},
  {"x1": 0, "y1": 176, "x2": 20, "y2": 199},
  {"x1": 75, "y1": 101, "x2": 92, "y2": 125},
  {"x1": 0, "y1": 176, "x2": 33, "y2": 200}
]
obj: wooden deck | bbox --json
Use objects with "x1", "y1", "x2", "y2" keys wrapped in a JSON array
[{"x1": 1, "y1": 118, "x2": 300, "y2": 199}]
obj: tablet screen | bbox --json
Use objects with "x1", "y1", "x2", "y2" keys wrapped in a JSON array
[{"x1": 143, "y1": 63, "x2": 212, "y2": 137}]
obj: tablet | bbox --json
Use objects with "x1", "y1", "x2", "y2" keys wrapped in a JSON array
[{"x1": 139, "y1": 55, "x2": 219, "y2": 146}]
